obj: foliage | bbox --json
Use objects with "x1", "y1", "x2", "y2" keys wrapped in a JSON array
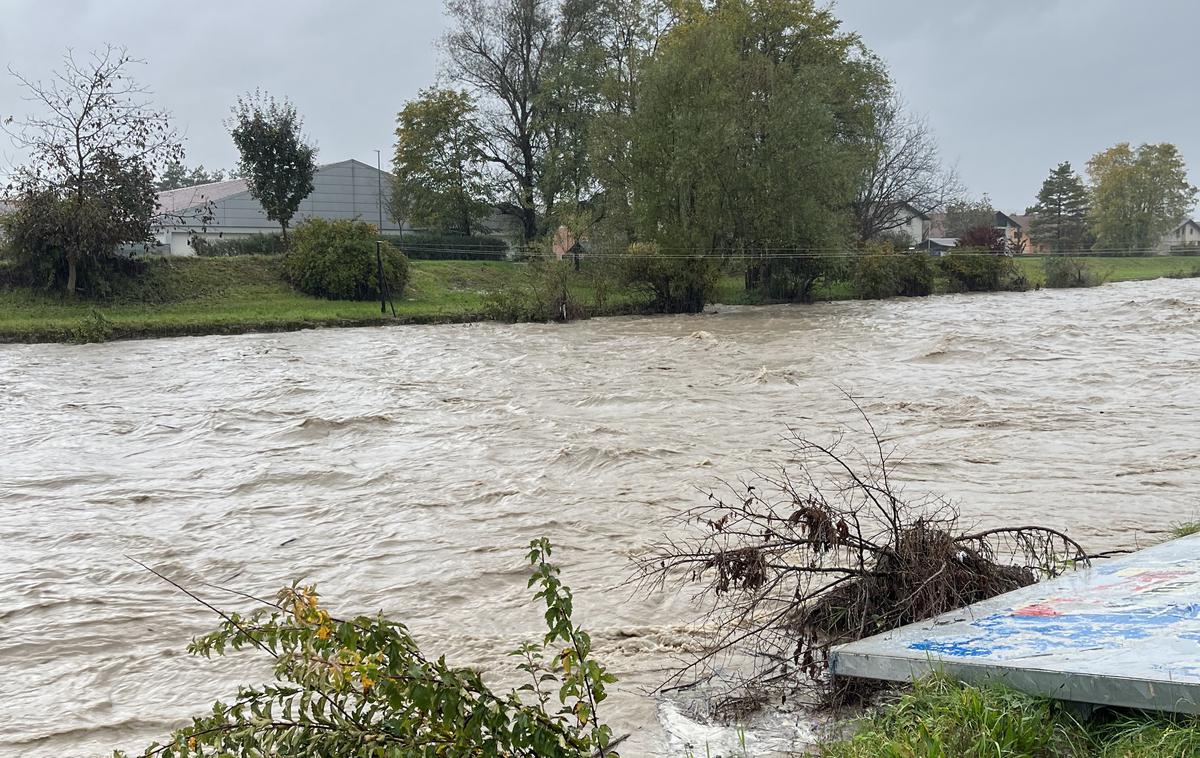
[
  {"x1": 1042, "y1": 256, "x2": 1104, "y2": 289},
  {"x1": 1086, "y1": 142, "x2": 1197, "y2": 252},
  {"x1": 483, "y1": 257, "x2": 586, "y2": 322},
  {"x1": 443, "y1": 0, "x2": 604, "y2": 241},
  {"x1": 852, "y1": 247, "x2": 935, "y2": 300},
  {"x1": 119, "y1": 539, "x2": 616, "y2": 757},
  {"x1": 229, "y1": 90, "x2": 318, "y2": 241},
  {"x1": 1028, "y1": 162, "x2": 1092, "y2": 253},
  {"x1": 957, "y1": 225, "x2": 1006, "y2": 253},
  {"x1": 382, "y1": 232, "x2": 510, "y2": 260},
  {"x1": 156, "y1": 160, "x2": 229, "y2": 191},
  {"x1": 392, "y1": 88, "x2": 494, "y2": 236},
  {"x1": 639, "y1": 406, "x2": 1086, "y2": 709},
  {"x1": 617, "y1": 242, "x2": 718, "y2": 313},
  {"x1": 820, "y1": 674, "x2": 1200, "y2": 758},
  {"x1": 619, "y1": 0, "x2": 885, "y2": 302},
  {"x1": 854, "y1": 91, "x2": 960, "y2": 242},
  {"x1": 284, "y1": 219, "x2": 409, "y2": 301},
  {"x1": 191, "y1": 233, "x2": 286, "y2": 257},
  {"x1": 3, "y1": 45, "x2": 184, "y2": 295},
  {"x1": 68, "y1": 308, "x2": 115, "y2": 344},
  {"x1": 942, "y1": 196, "x2": 996, "y2": 240},
  {"x1": 939, "y1": 250, "x2": 1024, "y2": 293}
]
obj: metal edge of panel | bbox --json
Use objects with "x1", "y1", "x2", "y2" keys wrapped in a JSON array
[{"x1": 829, "y1": 650, "x2": 1200, "y2": 715}]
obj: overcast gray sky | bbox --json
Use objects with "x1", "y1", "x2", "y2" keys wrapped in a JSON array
[{"x1": 2, "y1": 0, "x2": 1197, "y2": 213}]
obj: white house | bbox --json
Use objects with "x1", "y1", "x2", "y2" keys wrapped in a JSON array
[
  {"x1": 154, "y1": 159, "x2": 406, "y2": 255},
  {"x1": 881, "y1": 202, "x2": 932, "y2": 246},
  {"x1": 1159, "y1": 219, "x2": 1200, "y2": 252}
]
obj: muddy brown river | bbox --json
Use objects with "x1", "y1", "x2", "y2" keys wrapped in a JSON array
[{"x1": 2, "y1": 278, "x2": 1198, "y2": 757}]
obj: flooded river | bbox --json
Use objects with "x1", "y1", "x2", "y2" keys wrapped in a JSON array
[{"x1": 2, "y1": 278, "x2": 1198, "y2": 757}]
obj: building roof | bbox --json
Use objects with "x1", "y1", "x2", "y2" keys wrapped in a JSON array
[
  {"x1": 157, "y1": 178, "x2": 249, "y2": 214},
  {"x1": 995, "y1": 211, "x2": 1022, "y2": 228},
  {"x1": 1168, "y1": 218, "x2": 1200, "y2": 234},
  {"x1": 897, "y1": 201, "x2": 931, "y2": 221},
  {"x1": 1009, "y1": 213, "x2": 1037, "y2": 230}
]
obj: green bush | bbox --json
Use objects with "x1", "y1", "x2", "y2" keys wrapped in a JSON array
[
  {"x1": 68, "y1": 308, "x2": 115, "y2": 343},
  {"x1": 1043, "y1": 256, "x2": 1105, "y2": 288},
  {"x1": 853, "y1": 250, "x2": 935, "y2": 300},
  {"x1": 483, "y1": 258, "x2": 586, "y2": 322},
  {"x1": 191, "y1": 233, "x2": 285, "y2": 257},
  {"x1": 284, "y1": 218, "x2": 409, "y2": 301},
  {"x1": 618, "y1": 242, "x2": 718, "y2": 313},
  {"x1": 382, "y1": 232, "x2": 509, "y2": 260},
  {"x1": 120, "y1": 539, "x2": 617, "y2": 758},
  {"x1": 939, "y1": 250, "x2": 1026, "y2": 293}
]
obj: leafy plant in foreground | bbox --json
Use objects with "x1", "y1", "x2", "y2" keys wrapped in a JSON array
[{"x1": 119, "y1": 539, "x2": 616, "y2": 757}]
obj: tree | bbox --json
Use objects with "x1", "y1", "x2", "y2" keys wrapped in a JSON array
[
  {"x1": 942, "y1": 195, "x2": 995, "y2": 239},
  {"x1": 1086, "y1": 142, "x2": 1197, "y2": 252},
  {"x1": 619, "y1": 0, "x2": 886, "y2": 301},
  {"x1": 443, "y1": 0, "x2": 603, "y2": 242},
  {"x1": 854, "y1": 92, "x2": 960, "y2": 242},
  {"x1": 2, "y1": 46, "x2": 183, "y2": 295},
  {"x1": 155, "y1": 159, "x2": 227, "y2": 191},
  {"x1": 229, "y1": 91, "x2": 317, "y2": 243},
  {"x1": 392, "y1": 88, "x2": 493, "y2": 235},
  {"x1": 1028, "y1": 161, "x2": 1090, "y2": 253}
]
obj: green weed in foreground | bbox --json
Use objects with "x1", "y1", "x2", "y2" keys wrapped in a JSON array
[
  {"x1": 819, "y1": 675, "x2": 1200, "y2": 758},
  {"x1": 1171, "y1": 522, "x2": 1200, "y2": 538}
]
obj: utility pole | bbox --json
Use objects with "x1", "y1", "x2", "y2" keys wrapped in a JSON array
[{"x1": 374, "y1": 149, "x2": 384, "y2": 233}]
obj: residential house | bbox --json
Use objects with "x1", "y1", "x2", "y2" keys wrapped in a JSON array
[
  {"x1": 926, "y1": 210, "x2": 1032, "y2": 254},
  {"x1": 154, "y1": 159, "x2": 406, "y2": 255},
  {"x1": 881, "y1": 202, "x2": 932, "y2": 246},
  {"x1": 1159, "y1": 219, "x2": 1200, "y2": 252}
]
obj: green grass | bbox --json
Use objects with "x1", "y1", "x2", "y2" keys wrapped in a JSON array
[
  {"x1": 0, "y1": 256, "x2": 522, "y2": 343},
  {"x1": 1171, "y1": 522, "x2": 1200, "y2": 539},
  {"x1": 820, "y1": 674, "x2": 1200, "y2": 758},
  {"x1": 1016, "y1": 255, "x2": 1200, "y2": 288},
  {"x1": 3, "y1": 254, "x2": 1199, "y2": 343}
]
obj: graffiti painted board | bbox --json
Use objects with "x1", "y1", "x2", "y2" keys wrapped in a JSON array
[{"x1": 830, "y1": 534, "x2": 1200, "y2": 714}]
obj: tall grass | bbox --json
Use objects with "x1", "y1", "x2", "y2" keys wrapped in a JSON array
[{"x1": 819, "y1": 674, "x2": 1200, "y2": 758}]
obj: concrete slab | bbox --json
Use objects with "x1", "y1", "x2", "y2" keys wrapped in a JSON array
[{"x1": 829, "y1": 534, "x2": 1200, "y2": 714}]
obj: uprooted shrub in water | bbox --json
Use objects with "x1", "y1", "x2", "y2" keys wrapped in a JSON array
[
  {"x1": 120, "y1": 539, "x2": 618, "y2": 757},
  {"x1": 639, "y1": 400, "x2": 1087, "y2": 709}
]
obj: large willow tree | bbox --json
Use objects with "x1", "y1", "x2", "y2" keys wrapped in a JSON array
[{"x1": 618, "y1": 0, "x2": 886, "y2": 301}]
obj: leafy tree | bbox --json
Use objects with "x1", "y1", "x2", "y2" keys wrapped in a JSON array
[
  {"x1": 941, "y1": 196, "x2": 995, "y2": 239},
  {"x1": 1028, "y1": 161, "x2": 1091, "y2": 253},
  {"x1": 120, "y1": 539, "x2": 617, "y2": 757},
  {"x1": 619, "y1": 0, "x2": 886, "y2": 302},
  {"x1": 229, "y1": 91, "x2": 317, "y2": 243},
  {"x1": 156, "y1": 160, "x2": 228, "y2": 191},
  {"x1": 392, "y1": 88, "x2": 493, "y2": 235},
  {"x1": 443, "y1": 0, "x2": 603, "y2": 241},
  {"x1": 854, "y1": 91, "x2": 960, "y2": 242},
  {"x1": 2, "y1": 46, "x2": 183, "y2": 295},
  {"x1": 1086, "y1": 142, "x2": 1197, "y2": 252}
]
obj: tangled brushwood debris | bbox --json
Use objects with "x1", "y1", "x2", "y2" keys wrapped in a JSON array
[{"x1": 638, "y1": 401, "x2": 1088, "y2": 710}]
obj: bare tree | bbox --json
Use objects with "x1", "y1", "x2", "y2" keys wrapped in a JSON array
[
  {"x1": 4, "y1": 45, "x2": 183, "y2": 295},
  {"x1": 854, "y1": 94, "x2": 961, "y2": 243},
  {"x1": 442, "y1": 0, "x2": 600, "y2": 242}
]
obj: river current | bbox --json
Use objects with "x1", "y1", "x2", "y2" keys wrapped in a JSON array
[{"x1": 2, "y1": 278, "x2": 1198, "y2": 756}]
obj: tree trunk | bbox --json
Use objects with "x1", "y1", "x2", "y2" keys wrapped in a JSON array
[
  {"x1": 66, "y1": 255, "x2": 78, "y2": 297},
  {"x1": 280, "y1": 221, "x2": 289, "y2": 247}
]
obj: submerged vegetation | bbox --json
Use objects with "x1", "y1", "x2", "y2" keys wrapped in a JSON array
[{"x1": 639, "y1": 404, "x2": 1088, "y2": 707}]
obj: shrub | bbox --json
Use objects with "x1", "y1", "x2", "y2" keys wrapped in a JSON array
[
  {"x1": 853, "y1": 249, "x2": 935, "y2": 300},
  {"x1": 382, "y1": 232, "x2": 509, "y2": 261},
  {"x1": 68, "y1": 308, "x2": 115, "y2": 343},
  {"x1": 939, "y1": 250, "x2": 1025, "y2": 293},
  {"x1": 483, "y1": 258, "x2": 585, "y2": 322},
  {"x1": 120, "y1": 539, "x2": 617, "y2": 758},
  {"x1": 284, "y1": 218, "x2": 409, "y2": 301},
  {"x1": 1043, "y1": 256, "x2": 1104, "y2": 288},
  {"x1": 191, "y1": 233, "x2": 285, "y2": 257},
  {"x1": 0, "y1": 190, "x2": 148, "y2": 297},
  {"x1": 618, "y1": 242, "x2": 718, "y2": 313}
]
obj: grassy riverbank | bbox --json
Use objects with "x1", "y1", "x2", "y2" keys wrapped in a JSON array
[
  {"x1": 820, "y1": 674, "x2": 1200, "y2": 758},
  {"x1": 1, "y1": 254, "x2": 1198, "y2": 344}
]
